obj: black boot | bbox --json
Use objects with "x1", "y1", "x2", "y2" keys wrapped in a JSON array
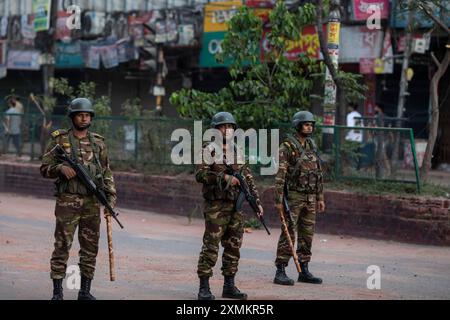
[
  {"x1": 298, "y1": 262, "x2": 322, "y2": 284},
  {"x1": 198, "y1": 276, "x2": 215, "y2": 300},
  {"x1": 78, "y1": 275, "x2": 96, "y2": 300},
  {"x1": 222, "y1": 275, "x2": 247, "y2": 300},
  {"x1": 274, "y1": 264, "x2": 295, "y2": 286},
  {"x1": 51, "y1": 279, "x2": 64, "y2": 300}
]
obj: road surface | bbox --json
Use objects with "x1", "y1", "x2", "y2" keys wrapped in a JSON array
[{"x1": 1, "y1": 193, "x2": 449, "y2": 300}]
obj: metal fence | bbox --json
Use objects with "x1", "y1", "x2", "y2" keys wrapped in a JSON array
[
  {"x1": 0, "y1": 113, "x2": 421, "y2": 191},
  {"x1": 320, "y1": 125, "x2": 421, "y2": 192}
]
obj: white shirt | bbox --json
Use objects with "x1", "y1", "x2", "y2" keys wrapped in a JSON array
[{"x1": 346, "y1": 111, "x2": 363, "y2": 142}]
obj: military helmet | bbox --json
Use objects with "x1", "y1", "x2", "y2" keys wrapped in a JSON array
[
  {"x1": 68, "y1": 98, "x2": 95, "y2": 117},
  {"x1": 292, "y1": 111, "x2": 315, "y2": 129},
  {"x1": 211, "y1": 112, "x2": 237, "y2": 128}
]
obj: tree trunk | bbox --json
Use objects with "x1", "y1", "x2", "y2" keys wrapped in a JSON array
[{"x1": 420, "y1": 50, "x2": 450, "y2": 183}]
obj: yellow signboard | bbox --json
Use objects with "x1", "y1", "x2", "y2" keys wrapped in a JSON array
[
  {"x1": 327, "y1": 21, "x2": 340, "y2": 46},
  {"x1": 204, "y1": 0, "x2": 243, "y2": 33}
]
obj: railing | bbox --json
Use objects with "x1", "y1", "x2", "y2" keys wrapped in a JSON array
[{"x1": 0, "y1": 113, "x2": 421, "y2": 192}]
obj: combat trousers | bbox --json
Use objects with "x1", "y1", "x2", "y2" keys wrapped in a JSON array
[
  {"x1": 197, "y1": 200, "x2": 244, "y2": 278},
  {"x1": 50, "y1": 193, "x2": 101, "y2": 280},
  {"x1": 275, "y1": 191, "x2": 317, "y2": 266}
]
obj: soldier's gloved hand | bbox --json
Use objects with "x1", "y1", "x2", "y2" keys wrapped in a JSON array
[
  {"x1": 317, "y1": 201, "x2": 326, "y2": 213},
  {"x1": 60, "y1": 165, "x2": 76, "y2": 180}
]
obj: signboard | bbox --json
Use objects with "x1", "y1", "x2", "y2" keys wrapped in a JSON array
[
  {"x1": 245, "y1": 0, "x2": 274, "y2": 8},
  {"x1": 55, "y1": 42, "x2": 84, "y2": 69},
  {"x1": 339, "y1": 26, "x2": 383, "y2": 63},
  {"x1": 199, "y1": 31, "x2": 230, "y2": 68},
  {"x1": 352, "y1": 0, "x2": 389, "y2": 21},
  {"x1": 203, "y1": 1, "x2": 243, "y2": 33},
  {"x1": 261, "y1": 25, "x2": 325, "y2": 61},
  {"x1": 7, "y1": 50, "x2": 41, "y2": 70},
  {"x1": 33, "y1": 0, "x2": 51, "y2": 32}
]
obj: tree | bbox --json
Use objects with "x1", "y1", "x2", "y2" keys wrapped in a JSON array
[
  {"x1": 170, "y1": 1, "x2": 366, "y2": 129},
  {"x1": 409, "y1": 0, "x2": 450, "y2": 183}
]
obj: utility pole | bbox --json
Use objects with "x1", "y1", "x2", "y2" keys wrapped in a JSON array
[
  {"x1": 391, "y1": 0, "x2": 415, "y2": 174},
  {"x1": 323, "y1": 0, "x2": 342, "y2": 127},
  {"x1": 396, "y1": 0, "x2": 415, "y2": 124},
  {"x1": 41, "y1": 0, "x2": 58, "y2": 97}
]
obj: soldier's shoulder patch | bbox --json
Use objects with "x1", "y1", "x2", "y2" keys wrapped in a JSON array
[
  {"x1": 281, "y1": 141, "x2": 293, "y2": 151},
  {"x1": 92, "y1": 132, "x2": 105, "y2": 141},
  {"x1": 51, "y1": 129, "x2": 68, "y2": 138}
]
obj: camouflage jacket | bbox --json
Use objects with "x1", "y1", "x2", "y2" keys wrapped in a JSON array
[
  {"x1": 274, "y1": 133, "x2": 324, "y2": 204},
  {"x1": 195, "y1": 142, "x2": 261, "y2": 204},
  {"x1": 40, "y1": 129, "x2": 117, "y2": 207}
]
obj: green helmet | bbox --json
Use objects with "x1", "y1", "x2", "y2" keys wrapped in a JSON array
[
  {"x1": 211, "y1": 112, "x2": 237, "y2": 128},
  {"x1": 68, "y1": 98, "x2": 95, "y2": 117},
  {"x1": 292, "y1": 111, "x2": 315, "y2": 129}
]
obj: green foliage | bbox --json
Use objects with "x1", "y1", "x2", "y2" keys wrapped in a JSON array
[
  {"x1": 76, "y1": 81, "x2": 97, "y2": 102},
  {"x1": 337, "y1": 71, "x2": 368, "y2": 104},
  {"x1": 52, "y1": 77, "x2": 111, "y2": 117},
  {"x1": 52, "y1": 78, "x2": 74, "y2": 98},
  {"x1": 243, "y1": 217, "x2": 262, "y2": 230},
  {"x1": 41, "y1": 96, "x2": 57, "y2": 115},
  {"x1": 170, "y1": 1, "x2": 365, "y2": 129},
  {"x1": 121, "y1": 98, "x2": 142, "y2": 120}
]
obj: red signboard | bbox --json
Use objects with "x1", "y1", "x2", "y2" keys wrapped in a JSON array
[
  {"x1": 261, "y1": 25, "x2": 326, "y2": 61},
  {"x1": 352, "y1": 0, "x2": 389, "y2": 21},
  {"x1": 245, "y1": 0, "x2": 274, "y2": 8}
]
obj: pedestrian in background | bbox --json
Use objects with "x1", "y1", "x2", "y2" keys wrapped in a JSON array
[{"x1": 5, "y1": 96, "x2": 23, "y2": 157}]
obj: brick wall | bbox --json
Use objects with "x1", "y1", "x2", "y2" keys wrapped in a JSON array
[{"x1": 1, "y1": 161, "x2": 449, "y2": 246}]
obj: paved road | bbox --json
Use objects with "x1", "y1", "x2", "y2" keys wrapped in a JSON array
[{"x1": 1, "y1": 193, "x2": 449, "y2": 300}]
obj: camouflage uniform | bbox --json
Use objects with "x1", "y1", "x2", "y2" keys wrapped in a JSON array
[
  {"x1": 40, "y1": 129, "x2": 116, "y2": 280},
  {"x1": 196, "y1": 142, "x2": 261, "y2": 278},
  {"x1": 274, "y1": 132, "x2": 324, "y2": 266}
]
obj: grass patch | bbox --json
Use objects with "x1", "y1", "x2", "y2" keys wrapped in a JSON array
[{"x1": 327, "y1": 179, "x2": 450, "y2": 198}]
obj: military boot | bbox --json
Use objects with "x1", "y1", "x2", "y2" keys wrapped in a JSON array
[
  {"x1": 298, "y1": 262, "x2": 322, "y2": 284},
  {"x1": 78, "y1": 275, "x2": 96, "y2": 300},
  {"x1": 51, "y1": 279, "x2": 64, "y2": 300},
  {"x1": 222, "y1": 275, "x2": 247, "y2": 300},
  {"x1": 274, "y1": 264, "x2": 295, "y2": 286},
  {"x1": 198, "y1": 276, "x2": 215, "y2": 300}
]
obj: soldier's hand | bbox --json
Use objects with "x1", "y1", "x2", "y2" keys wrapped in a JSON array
[
  {"x1": 257, "y1": 205, "x2": 264, "y2": 218},
  {"x1": 60, "y1": 165, "x2": 76, "y2": 180},
  {"x1": 318, "y1": 201, "x2": 326, "y2": 213},
  {"x1": 224, "y1": 174, "x2": 240, "y2": 186},
  {"x1": 104, "y1": 208, "x2": 112, "y2": 218}
]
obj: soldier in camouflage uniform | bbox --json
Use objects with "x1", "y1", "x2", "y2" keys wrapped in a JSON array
[
  {"x1": 196, "y1": 112, "x2": 264, "y2": 300},
  {"x1": 273, "y1": 111, "x2": 326, "y2": 286},
  {"x1": 40, "y1": 98, "x2": 116, "y2": 300}
]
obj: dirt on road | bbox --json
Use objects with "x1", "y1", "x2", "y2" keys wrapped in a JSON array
[{"x1": 1, "y1": 193, "x2": 449, "y2": 300}]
